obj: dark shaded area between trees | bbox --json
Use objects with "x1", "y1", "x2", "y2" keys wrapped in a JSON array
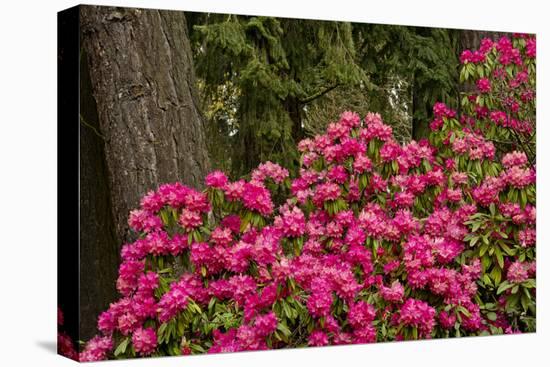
[{"x1": 77, "y1": 4, "x2": 508, "y2": 340}]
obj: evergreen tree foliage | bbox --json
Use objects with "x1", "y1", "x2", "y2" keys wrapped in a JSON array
[
  {"x1": 188, "y1": 14, "x2": 462, "y2": 177},
  {"x1": 190, "y1": 14, "x2": 367, "y2": 177},
  {"x1": 353, "y1": 24, "x2": 460, "y2": 140}
]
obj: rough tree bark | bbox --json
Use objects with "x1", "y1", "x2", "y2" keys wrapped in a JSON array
[
  {"x1": 79, "y1": 5, "x2": 210, "y2": 339},
  {"x1": 79, "y1": 53, "x2": 120, "y2": 341}
]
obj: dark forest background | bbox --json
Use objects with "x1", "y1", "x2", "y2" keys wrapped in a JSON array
[{"x1": 76, "y1": 5, "x2": 507, "y2": 340}]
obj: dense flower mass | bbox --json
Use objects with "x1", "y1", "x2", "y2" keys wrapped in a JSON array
[
  {"x1": 71, "y1": 35, "x2": 535, "y2": 361},
  {"x1": 132, "y1": 327, "x2": 158, "y2": 356},
  {"x1": 398, "y1": 298, "x2": 436, "y2": 338}
]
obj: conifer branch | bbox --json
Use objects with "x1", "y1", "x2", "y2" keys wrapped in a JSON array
[{"x1": 299, "y1": 83, "x2": 341, "y2": 105}]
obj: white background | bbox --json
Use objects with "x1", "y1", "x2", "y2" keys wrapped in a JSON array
[{"x1": 0, "y1": 0, "x2": 548, "y2": 365}]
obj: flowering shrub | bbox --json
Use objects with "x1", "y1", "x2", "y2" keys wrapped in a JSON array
[
  {"x1": 76, "y1": 35, "x2": 535, "y2": 361},
  {"x1": 458, "y1": 34, "x2": 535, "y2": 163}
]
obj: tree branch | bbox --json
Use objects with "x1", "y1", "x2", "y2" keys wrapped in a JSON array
[{"x1": 299, "y1": 83, "x2": 340, "y2": 105}]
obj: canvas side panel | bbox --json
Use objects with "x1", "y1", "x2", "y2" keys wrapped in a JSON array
[{"x1": 57, "y1": 5, "x2": 80, "y2": 360}]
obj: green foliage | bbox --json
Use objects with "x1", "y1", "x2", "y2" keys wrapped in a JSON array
[
  {"x1": 354, "y1": 25, "x2": 460, "y2": 139},
  {"x1": 190, "y1": 15, "x2": 462, "y2": 176},
  {"x1": 191, "y1": 15, "x2": 369, "y2": 178}
]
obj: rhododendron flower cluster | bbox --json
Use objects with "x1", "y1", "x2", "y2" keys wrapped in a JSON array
[
  {"x1": 132, "y1": 327, "x2": 158, "y2": 356},
  {"x1": 507, "y1": 261, "x2": 529, "y2": 284},
  {"x1": 70, "y1": 35, "x2": 535, "y2": 361},
  {"x1": 79, "y1": 336, "x2": 114, "y2": 362},
  {"x1": 397, "y1": 298, "x2": 436, "y2": 338}
]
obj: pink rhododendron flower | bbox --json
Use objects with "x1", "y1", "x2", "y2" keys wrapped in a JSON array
[
  {"x1": 98, "y1": 310, "x2": 117, "y2": 334},
  {"x1": 205, "y1": 170, "x2": 229, "y2": 189},
  {"x1": 526, "y1": 38, "x2": 536, "y2": 58},
  {"x1": 79, "y1": 336, "x2": 113, "y2": 362},
  {"x1": 398, "y1": 298, "x2": 436, "y2": 337},
  {"x1": 507, "y1": 261, "x2": 529, "y2": 284},
  {"x1": 132, "y1": 327, "x2": 158, "y2": 356},
  {"x1": 476, "y1": 78, "x2": 491, "y2": 93},
  {"x1": 242, "y1": 182, "x2": 274, "y2": 215},
  {"x1": 308, "y1": 330, "x2": 329, "y2": 346},
  {"x1": 254, "y1": 312, "x2": 278, "y2": 337},
  {"x1": 380, "y1": 281, "x2": 405, "y2": 303},
  {"x1": 179, "y1": 208, "x2": 203, "y2": 230},
  {"x1": 438, "y1": 311, "x2": 456, "y2": 329},
  {"x1": 252, "y1": 161, "x2": 289, "y2": 184},
  {"x1": 275, "y1": 205, "x2": 306, "y2": 238},
  {"x1": 307, "y1": 288, "x2": 333, "y2": 318},
  {"x1": 313, "y1": 182, "x2": 341, "y2": 205},
  {"x1": 348, "y1": 301, "x2": 376, "y2": 328},
  {"x1": 519, "y1": 228, "x2": 535, "y2": 247},
  {"x1": 224, "y1": 179, "x2": 246, "y2": 201}
]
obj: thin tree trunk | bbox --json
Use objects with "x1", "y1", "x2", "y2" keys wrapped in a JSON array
[
  {"x1": 287, "y1": 96, "x2": 304, "y2": 143},
  {"x1": 411, "y1": 78, "x2": 430, "y2": 141},
  {"x1": 459, "y1": 30, "x2": 505, "y2": 53},
  {"x1": 79, "y1": 5, "x2": 210, "y2": 338}
]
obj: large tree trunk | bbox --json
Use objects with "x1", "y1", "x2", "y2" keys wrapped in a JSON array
[
  {"x1": 78, "y1": 52, "x2": 120, "y2": 341},
  {"x1": 79, "y1": 5, "x2": 210, "y2": 339}
]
